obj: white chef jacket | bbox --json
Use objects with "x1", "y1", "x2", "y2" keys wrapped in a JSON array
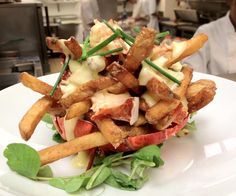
[
  {"x1": 132, "y1": 0, "x2": 159, "y2": 31},
  {"x1": 76, "y1": 0, "x2": 100, "y2": 42},
  {"x1": 183, "y1": 13, "x2": 236, "y2": 75}
]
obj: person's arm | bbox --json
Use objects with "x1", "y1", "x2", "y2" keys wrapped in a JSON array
[{"x1": 182, "y1": 27, "x2": 210, "y2": 73}]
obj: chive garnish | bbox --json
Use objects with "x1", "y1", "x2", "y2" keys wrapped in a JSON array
[
  {"x1": 94, "y1": 47, "x2": 123, "y2": 56},
  {"x1": 102, "y1": 19, "x2": 116, "y2": 32},
  {"x1": 80, "y1": 35, "x2": 90, "y2": 61},
  {"x1": 103, "y1": 20, "x2": 181, "y2": 85},
  {"x1": 86, "y1": 31, "x2": 119, "y2": 57},
  {"x1": 156, "y1": 31, "x2": 170, "y2": 39},
  {"x1": 50, "y1": 55, "x2": 71, "y2": 96},
  {"x1": 144, "y1": 59, "x2": 181, "y2": 85}
]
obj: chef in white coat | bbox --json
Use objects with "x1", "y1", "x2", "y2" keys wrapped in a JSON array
[
  {"x1": 76, "y1": 0, "x2": 100, "y2": 42},
  {"x1": 132, "y1": 0, "x2": 159, "y2": 32},
  {"x1": 183, "y1": 0, "x2": 236, "y2": 75}
]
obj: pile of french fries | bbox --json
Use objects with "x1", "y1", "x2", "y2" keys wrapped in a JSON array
[{"x1": 18, "y1": 22, "x2": 216, "y2": 166}]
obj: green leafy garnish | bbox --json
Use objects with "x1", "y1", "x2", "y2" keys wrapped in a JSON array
[
  {"x1": 4, "y1": 144, "x2": 164, "y2": 193},
  {"x1": 176, "y1": 120, "x2": 197, "y2": 137},
  {"x1": 52, "y1": 132, "x2": 66, "y2": 143},
  {"x1": 4, "y1": 143, "x2": 41, "y2": 179},
  {"x1": 37, "y1": 165, "x2": 53, "y2": 178},
  {"x1": 95, "y1": 47, "x2": 123, "y2": 57},
  {"x1": 41, "y1": 113, "x2": 53, "y2": 124}
]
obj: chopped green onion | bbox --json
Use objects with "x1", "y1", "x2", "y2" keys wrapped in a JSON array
[
  {"x1": 144, "y1": 59, "x2": 181, "y2": 85},
  {"x1": 80, "y1": 35, "x2": 90, "y2": 61},
  {"x1": 94, "y1": 47, "x2": 123, "y2": 57},
  {"x1": 102, "y1": 19, "x2": 116, "y2": 32},
  {"x1": 86, "y1": 31, "x2": 119, "y2": 57},
  {"x1": 50, "y1": 55, "x2": 71, "y2": 96},
  {"x1": 103, "y1": 20, "x2": 181, "y2": 85},
  {"x1": 156, "y1": 31, "x2": 170, "y2": 39}
]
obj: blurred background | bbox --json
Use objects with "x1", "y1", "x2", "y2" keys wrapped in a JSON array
[{"x1": 0, "y1": 0, "x2": 230, "y2": 89}]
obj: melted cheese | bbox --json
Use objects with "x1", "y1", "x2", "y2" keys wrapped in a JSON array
[
  {"x1": 172, "y1": 41, "x2": 187, "y2": 59},
  {"x1": 87, "y1": 56, "x2": 106, "y2": 72},
  {"x1": 141, "y1": 92, "x2": 157, "y2": 107}
]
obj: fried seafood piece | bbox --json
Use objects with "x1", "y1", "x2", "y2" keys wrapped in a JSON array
[
  {"x1": 146, "y1": 78, "x2": 178, "y2": 101},
  {"x1": 60, "y1": 77, "x2": 116, "y2": 108},
  {"x1": 107, "y1": 62, "x2": 139, "y2": 92},
  {"x1": 145, "y1": 99, "x2": 181, "y2": 125},
  {"x1": 186, "y1": 79, "x2": 216, "y2": 113},
  {"x1": 95, "y1": 118, "x2": 128, "y2": 148},
  {"x1": 124, "y1": 27, "x2": 156, "y2": 72},
  {"x1": 173, "y1": 66, "x2": 193, "y2": 99},
  {"x1": 20, "y1": 72, "x2": 62, "y2": 100},
  {"x1": 19, "y1": 96, "x2": 54, "y2": 141},
  {"x1": 107, "y1": 82, "x2": 127, "y2": 94},
  {"x1": 139, "y1": 98, "x2": 150, "y2": 112}
]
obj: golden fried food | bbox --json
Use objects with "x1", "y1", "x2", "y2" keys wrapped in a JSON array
[
  {"x1": 64, "y1": 37, "x2": 83, "y2": 59},
  {"x1": 107, "y1": 82, "x2": 127, "y2": 94},
  {"x1": 20, "y1": 72, "x2": 62, "y2": 100},
  {"x1": 39, "y1": 132, "x2": 109, "y2": 165},
  {"x1": 60, "y1": 77, "x2": 116, "y2": 108},
  {"x1": 146, "y1": 78, "x2": 177, "y2": 101},
  {"x1": 107, "y1": 62, "x2": 139, "y2": 92},
  {"x1": 186, "y1": 79, "x2": 216, "y2": 113},
  {"x1": 145, "y1": 99, "x2": 181, "y2": 125},
  {"x1": 66, "y1": 100, "x2": 91, "y2": 120},
  {"x1": 173, "y1": 66, "x2": 193, "y2": 99},
  {"x1": 19, "y1": 96, "x2": 54, "y2": 141},
  {"x1": 124, "y1": 27, "x2": 156, "y2": 72},
  {"x1": 95, "y1": 118, "x2": 128, "y2": 148},
  {"x1": 165, "y1": 34, "x2": 208, "y2": 68}
]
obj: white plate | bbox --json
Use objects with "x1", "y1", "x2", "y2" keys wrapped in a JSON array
[{"x1": 0, "y1": 72, "x2": 236, "y2": 196}]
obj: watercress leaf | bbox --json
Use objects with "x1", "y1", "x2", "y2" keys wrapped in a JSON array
[
  {"x1": 87, "y1": 167, "x2": 111, "y2": 189},
  {"x1": 53, "y1": 132, "x2": 66, "y2": 143},
  {"x1": 65, "y1": 177, "x2": 85, "y2": 193},
  {"x1": 4, "y1": 143, "x2": 40, "y2": 179},
  {"x1": 185, "y1": 120, "x2": 197, "y2": 131},
  {"x1": 102, "y1": 152, "x2": 123, "y2": 165},
  {"x1": 133, "y1": 145, "x2": 161, "y2": 162},
  {"x1": 130, "y1": 159, "x2": 155, "y2": 179},
  {"x1": 105, "y1": 175, "x2": 123, "y2": 189},
  {"x1": 153, "y1": 156, "x2": 165, "y2": 167},
  {"x1": 111, "y1": 170, "x2": 145, "y2": 190},
  {"x1": 42, "y1": 113, "x2": 53, "y2": 124},
  {"x1": 37, "y1": 165, "x2": 53, "y2": 178},
  {"x1": 51, "y1": 125, "x2": 56, "y2": 130},
  {"x1": 49, "y1": 178, "x2": 67, "y2": 190}
]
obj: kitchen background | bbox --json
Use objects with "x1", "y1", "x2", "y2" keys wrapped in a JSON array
[{"x1": 0, "y1": 0, "x2": 230, "y2": 89}]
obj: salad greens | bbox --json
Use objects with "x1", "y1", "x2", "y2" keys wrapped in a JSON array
[{"x1": 4, "y1": 144, "x2": 164, "y2": 193}]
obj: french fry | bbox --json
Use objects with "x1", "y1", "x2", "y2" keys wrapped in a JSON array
[
  {"x1": 133, "y1": 114, "x2": 147, "y2": 127},
  {"x1": 165, "y1": 34, "x2": 208, "y2": 68},
  {"x1": 173, "y1": 66, "x2": 193, "y2": 99},
  {"x1": 20, "y1": 72, "x2": 62, "y2": 100},
  {"x1": 19, "y1": 96, "x2": 54, "y2": 141},
  {"x1": 146, "y1": 78, "x2": 178, "y2": 101},
  {"x1": 60, "y1": 77, "x2": 116, "y2": 108},
  {"x1": 39, "y1": 132, "x2": 109, "y2": 165},
  {"x1": 186, "y1": 79, "x2": 216, "y2": 113},
  {"x1": 46, "y1": 37, "x2": 63, "y2": 53},
  {"x1": 95, "y1": 118, "x2": 128, "y2": 148},
  {"x1": 66, "y1": 100, "x2": 91, "y2": 120},
  {"x1": 64, "y1": 37, "x2": 83, "y2": 60},
  {"x1": 145, "y1": 99, "x2": 180, "y2": 125},
  {"x1": 107, "y1": 62, "x2": 139, "y2": 92},
  {"x1": 107, "y1": 82, "x2": 127, "y2": 94},
  {"x1": 124, "y1": 27, "x2": 156, "y2": 72}
]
